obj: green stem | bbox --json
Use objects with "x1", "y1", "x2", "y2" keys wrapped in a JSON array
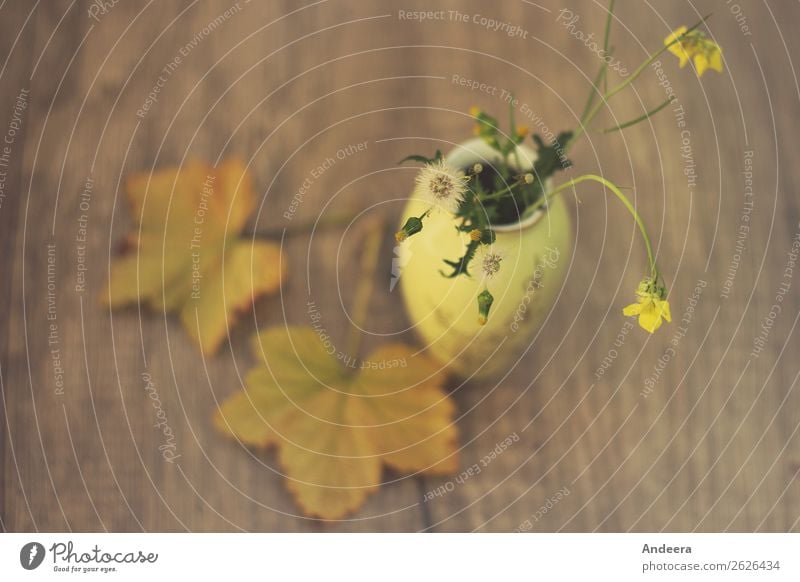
[
  {"x1": 580, "y1": 0, "x2": 615, "y2": 125},
  {"x1": 508, "y1": 97, "x2": 523, "y2": 169},
  {"x1": 537, "y1": 174, "x2": 658, "y2": 278},
  {"x1": 478, "y1": 178, "x2": 525, "y2": 201},
  {"x1": 568, "y1": 15, "x2": 710, "y2": 153},
  {"x1": 600, "y1": 96, "x2": 676, "y2": 134},
  {"x1": 580, "y1": 60, "x2": 609, "y2": 126}
]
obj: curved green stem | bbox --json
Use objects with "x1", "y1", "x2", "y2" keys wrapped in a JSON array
[
  {"x1": 344, "y1": 219, "x2": 383, "y2": 360},
  {"x1": 539, "y1": 174, "x2": 658, "y2": 278}
]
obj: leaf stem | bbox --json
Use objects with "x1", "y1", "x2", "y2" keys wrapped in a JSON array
[
  {"x1": 580, "y1": 59, "x2": 609, "y2": 126},
  {"x1": 478, "y1": 178, "x2": 525, "y2": 201},
  {"x1": 600, "y1": 95, "x2": 676, "y2": 134},
  {"x1": 344, "y1": 219, "x2": 384, "y2": 359}
]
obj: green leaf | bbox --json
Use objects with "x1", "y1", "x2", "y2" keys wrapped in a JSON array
[
  {"x1": 532, "y1": 131, "x2": 573, "y2": 180},
  {"x1": 398, "y1": 154, "x2": 434, "y2": 165},
  {"x1": 440, "y1": 239, "x2": 481, "y2": 278}
]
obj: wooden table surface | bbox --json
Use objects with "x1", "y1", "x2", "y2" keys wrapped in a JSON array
[{"x1": 2, "y1": 0, "x2": 799, "y2": 532}]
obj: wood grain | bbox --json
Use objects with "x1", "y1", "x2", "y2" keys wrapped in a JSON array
[{"x1": 2, "y1": 0, "x2": 799, "y2": 532}]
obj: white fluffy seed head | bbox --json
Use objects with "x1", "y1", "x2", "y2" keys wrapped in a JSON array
[
  {"x1": 475, "y1": 245, "x2": 503, "y2": 280},
  {"x1": 414, "y1": 160, "x2": 469, "y2": 214}
]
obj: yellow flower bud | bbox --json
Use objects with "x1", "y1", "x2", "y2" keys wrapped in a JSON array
[{"x1": 623, "y1": 278, "x2": 671, "y2": 333}]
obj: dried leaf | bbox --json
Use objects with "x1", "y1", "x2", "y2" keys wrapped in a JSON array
[
  {"x1": 214, "y1": 326, "x2": 458, "y2": 519},
  {"x1": 102, "y1": 159, "x2": 285, "y2": 355}
]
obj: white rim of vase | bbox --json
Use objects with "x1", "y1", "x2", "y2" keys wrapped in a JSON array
[{"x1": 491, "y1": 205, "x2": 547, "y2": 232}]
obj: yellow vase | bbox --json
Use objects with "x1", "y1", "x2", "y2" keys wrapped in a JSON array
[{"x1": 397, "y1": 138, "x2": 572, "y2": 379}]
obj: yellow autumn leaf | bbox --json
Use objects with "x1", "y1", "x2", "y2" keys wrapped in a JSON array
[
  {"x1": 214, "y1": 326, "x2": 459, "y2": 519},
  {"x1": 102, "y1": 159, "x2": 286, "y2": 355}
]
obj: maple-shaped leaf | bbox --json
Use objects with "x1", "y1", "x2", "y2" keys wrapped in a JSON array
[
  {"x1": 102, "y1": 159, "x2": 285, "y2": 355},
  {"x1": 214, "y1": 326, "x2": 459, "y2": 519}
]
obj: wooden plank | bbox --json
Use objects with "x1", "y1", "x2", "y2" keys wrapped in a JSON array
[{"x1": 0, "y1": 0, "x2": 37, "y2": 533}]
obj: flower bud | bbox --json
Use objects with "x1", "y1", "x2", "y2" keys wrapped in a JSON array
[
  {"x1": 477, "y1": 289, "x2": 494, "y2": 325},
  {"x1": 395, "y1": 215, "x2": 424, "y2": 243}
]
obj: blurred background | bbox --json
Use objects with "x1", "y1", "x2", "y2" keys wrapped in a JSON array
[{"x1": 2, "y1": 0, "x2": 800, "y2": 531}]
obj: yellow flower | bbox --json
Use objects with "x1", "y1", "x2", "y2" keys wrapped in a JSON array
[
  {"x1": 665, "y1": 26, "x2": 723, "y2": 77},
  {"x1": 623, "y1": 278, "x2": 671, "y2": 333}
]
